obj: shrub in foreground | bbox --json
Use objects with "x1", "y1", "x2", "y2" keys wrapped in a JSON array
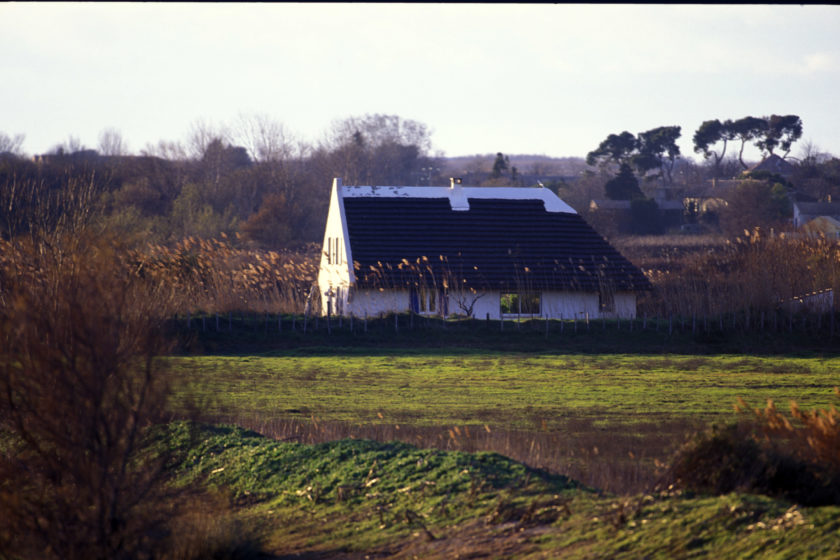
[
  {"x1": 0, "y1": 235, "x2": 176, "y2": 559},
  {"x1": 667, "y1": 392, "x2": 840, "y2": 506}
]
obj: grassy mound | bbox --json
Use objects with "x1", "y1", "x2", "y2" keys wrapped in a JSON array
[
  {"x1": 165, "y1": 422, "x2": 584, "y2": 500},
  {"x1": 156, "y1": 422, "x2": 840, "y2": 559},
  {"x1": 160, "y1": 422, "x2": 587, "y2": 553}
]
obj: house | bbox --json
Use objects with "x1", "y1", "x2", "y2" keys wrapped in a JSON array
[
  {"x1": 318, "y1": 178, "x2": 649, "y2": 320},
  {"x1": 748, "y1": 154, "x2": 796, "y2": 179},
  {"x1": 793, "y1": 201, "x2": 840, "y2": 229}
]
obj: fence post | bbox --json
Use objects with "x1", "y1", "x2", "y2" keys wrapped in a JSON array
[
  {"x1": 545, "y1": 316, "x2": 549, "y2": 339},
  {"x1": 395, "y1": 313, "x2": 399, "y2": 333},
  {"x1": 278, "y1": 314, "x2": 282, "y2": 332},
  {"x1": 228, "y1": 311, "x2": 233, "y2": 332},
  {"x1": 186, "y1": 311, "x2": 191, "y2": 330},
  {"x1": 364, "y1": 312, "x2": 368, "y2": 333}
]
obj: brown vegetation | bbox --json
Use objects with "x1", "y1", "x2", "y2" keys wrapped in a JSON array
[
  {"x1": 619, "y1": 231, "x2": 840, "y2": 320},
  {"x1": 134, "y1": 236, "x2": 319, "y2": 315},
  {"x1": 0, "y1": 234, "x2": 181, "y2": 559},
  {"x1": 666, "y1": 391, "x2": 840, "y2": 506}
]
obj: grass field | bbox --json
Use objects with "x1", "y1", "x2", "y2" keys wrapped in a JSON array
[
  {"x1": 161, "y1": 421, "x2": 840, "y2": 559},
  {"x1": 169, "y1": 350, "x2": 840, "y2": 494}
]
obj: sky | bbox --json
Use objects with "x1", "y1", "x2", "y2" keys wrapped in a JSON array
[{"x1": 2, "y1": 3, "x2": 839, "y2": 162}]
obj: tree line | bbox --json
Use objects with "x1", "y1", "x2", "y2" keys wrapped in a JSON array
[
  {"x1": 0, "y1": 114, "x2": 445, "y2": 249},
  {"x1": 2, "y1": 112, "x2": 840, "y2": 248}
]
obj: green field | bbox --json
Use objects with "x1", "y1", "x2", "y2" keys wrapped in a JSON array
[
  {"x1": 169, "y1": 350, "x2": 840, "y2": 495},
  {"x1": 171, "y1": 351, "x2": 839, "y2": 430}
]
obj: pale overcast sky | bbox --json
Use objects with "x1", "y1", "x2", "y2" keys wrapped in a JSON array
[{"x1": 2, "y1": 3, "x2": 839, "y2": 161}]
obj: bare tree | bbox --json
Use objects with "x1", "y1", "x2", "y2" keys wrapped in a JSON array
[
  {"x1": 0, "y1": 234, "x2": 178, "y2": 560},
  {"x1": 453, "y1": 288, "x2": 486, "y2": 318},
  {"x1": 98, "y1": 127, "x2": 128, "y2": 156},
  {"x1": 50, "y1": 135, "x2": 87, "y2": 155},
  {"x1": 141, "y1": 139, "x2": 188, "y2": 161},
  {"x1": 231, "y1": 113, "x2": 299, "y2": 163},
  {"x1": 0, "y1": 131, "x2": 25, "y2": 155},
  {"x1": 187, "y1": 119, "x2": 229, "y2": 160}
]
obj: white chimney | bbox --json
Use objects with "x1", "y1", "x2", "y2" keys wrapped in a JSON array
[{"x1": 449, "y1": 177, "x2": 469, "y2": 211}]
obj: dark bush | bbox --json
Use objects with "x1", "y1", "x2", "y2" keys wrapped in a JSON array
[{"x1": 666, "y1": 422, "x2": 840, "y2": 506}]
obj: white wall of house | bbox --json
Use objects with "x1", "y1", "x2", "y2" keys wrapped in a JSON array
[
  {"x1": 318, "y1": 179, "x2": 354, "y2": 315},
  {"x1": 345, "y1": 289, "x2": 411, "y2": 318},
  {"x1": 329, "y1": 287, "x2": 638, "y2": 320}
]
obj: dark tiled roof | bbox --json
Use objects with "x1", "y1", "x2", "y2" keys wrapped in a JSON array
[{"x1": 344, "y1": 197, "x2": 650, "y2": 292}]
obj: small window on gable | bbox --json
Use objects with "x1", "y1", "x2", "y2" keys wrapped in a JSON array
[{"x1": 326, "y1": 237, "x2": 343, "y2": 265}]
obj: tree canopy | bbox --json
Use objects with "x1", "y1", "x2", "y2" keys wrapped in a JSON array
[
  {"x1": 694, "y1": 115, "x2": 803, "y2": 171},
  {"x1": 604, "y1": 163, "x2": 643, "y2": 200},
  {"x1": 587, "y1": 126, "x2": 682, "y2": 184}
]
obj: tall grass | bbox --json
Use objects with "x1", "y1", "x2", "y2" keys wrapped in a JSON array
[
  {"x1": 621, "y1": 231, "x2": 840, "y2": 319},
  {"x1": 133, "y1": 237, "x2": 319, "y2": 315}
]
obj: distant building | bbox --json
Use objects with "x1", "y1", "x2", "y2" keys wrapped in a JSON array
[
  {"x1": 748, "y1": 154, "x2": 796, "y2": 179},
  {"x1": 319, "y1": 178, "x2": 650, "y2": 320}
]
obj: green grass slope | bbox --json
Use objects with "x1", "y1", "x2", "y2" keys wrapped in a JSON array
[{"x1": 160, "y1": 422, "x2": 840, "y2": 559}]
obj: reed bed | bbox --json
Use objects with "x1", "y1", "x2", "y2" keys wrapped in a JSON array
[
  {"x1": 133, "y1": 237, "x2": 319, "y2": 315},
  {"x1": 621, "y1": 231, "x2": 840, "y2": 319}
]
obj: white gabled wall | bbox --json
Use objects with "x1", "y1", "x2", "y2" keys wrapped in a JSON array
[{"x1": 318, "y1": 179, "x2": 354, "y2": 315}]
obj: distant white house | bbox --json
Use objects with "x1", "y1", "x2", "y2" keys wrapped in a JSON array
[{"x1": 318, "y1": 178, "x2": 650, "y2": 320}]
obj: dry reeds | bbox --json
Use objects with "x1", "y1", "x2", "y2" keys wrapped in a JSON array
[
  {"x1": 133, "y1": 237, "x2": 319, "y2": 316},
  {"x1": 626, "y1": 231, "x2": 840, "y2": 321}
]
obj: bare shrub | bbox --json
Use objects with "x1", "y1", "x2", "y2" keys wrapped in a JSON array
[
  {"x1": 0, "y1": 234, "x2": 178, "y2": 559},
  {"x1": 666, "y1": 391, "x2": 840, "y2": 506}
]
